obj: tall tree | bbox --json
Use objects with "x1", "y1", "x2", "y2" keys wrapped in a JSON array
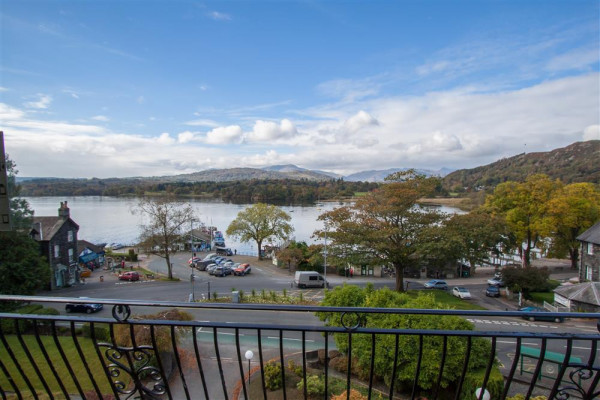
[
  {"x1": 544, "y1": 182, "x2": 600, "y2": 269},
  {"x1": 132, "y1": 197, "x2": 195, "y2": 279},
  {"x1": 317, "y1": 171, "x2": 441, "y2": 292},
  {"x1": 484, "y1": 174, "x2": 560, "y2": 267},
  {"x1": 226, "y1": 203, "x2": 293, "y2": 260},
  {"x1": 0, "y1": 232, "x2": 51, "y2": 297},
  {"x1": 6, "y1": 155, "x2": 34, "y2": 231}
]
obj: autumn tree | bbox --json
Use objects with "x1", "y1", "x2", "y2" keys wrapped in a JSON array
[
  {"x1": 277, "y1": 246, "x2": 304, "y2": 272},
  {"x1": 316, "y1": 171, "x2": 442, "y2": 291},
  {"x1": 484, "y1": 174, "x2": 560, "y2": 267},
  {"x1": 132, "y1": 197, "x2": 195, "y2": 279},
  {"x1": 226, "y1": 203, "x2": 293, "y2": 260},
  {"x1": 544, "y1": 182, "x2": 600, "y2": 269}
]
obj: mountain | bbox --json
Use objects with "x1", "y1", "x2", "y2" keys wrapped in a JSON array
[
  {"x1": 263, "y1": 164, "x2": 342, "y2": 178},
  {"x1": 344, "y1": 167, "x2": 454, "y2": 182},
  {"x1": 155, "y1": 167, "x2": 335, "y2": 182},
  {"x1": 442, "y1": 140, "x2": 600, "y2": 190}
]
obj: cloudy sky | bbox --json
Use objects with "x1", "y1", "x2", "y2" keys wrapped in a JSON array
[{"x1": 1, "y1": 0, "x2": 598, "y2": 178}]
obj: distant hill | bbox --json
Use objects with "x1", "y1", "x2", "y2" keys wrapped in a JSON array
[
  {"x1": 150, "y1": 167, "x2": 335, "y2": 183},
  {"x1": 443, "y1": 140, "x2": 600, "y2": 191},
  {"x1": 262, "y1": 164, "x2": 341, "y2": 179},
  {"x1": 345, "y1": 167, "x2": 454, "y2": 182}
]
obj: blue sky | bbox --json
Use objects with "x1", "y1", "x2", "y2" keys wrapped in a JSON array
[{"x1": 1, "y1": 0, "x2": 598, "y2": 178}]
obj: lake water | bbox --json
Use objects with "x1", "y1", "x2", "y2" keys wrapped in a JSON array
[{"x1": 25, "y1": 196, "x2": 460, "y2": 255}]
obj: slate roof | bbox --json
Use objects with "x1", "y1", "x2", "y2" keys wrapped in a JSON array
[
  {"x1": 554, "y1": 282, "x2": 600, "y2": 306},
  {"x1": 32, "y1": 216, "x2": 79, "y2": 241},
  {"x1": 77, "y1": 240, "x2": 104, "y2": 254},
  {"x1": 577, "y1": 221, "x2": 600, "y2": 245}
]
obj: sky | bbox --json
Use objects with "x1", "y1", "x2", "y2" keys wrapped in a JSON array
[{"x1": 1, "y1": 0, "x2": 599, "y2": 179}]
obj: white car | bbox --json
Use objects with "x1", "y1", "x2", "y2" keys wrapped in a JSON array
[
  {"x1": 452, "y1": 287, "x2": 472, "y2": 299},
  {"x1": 487, "y1": 277, "x2": 505, "y2": 287}
]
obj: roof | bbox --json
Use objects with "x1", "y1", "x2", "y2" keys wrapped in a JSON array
[
  {"x1": 554, "y1": 282, "x2": 600, "y2": 306},
  {"x1": 77, "y1": 240, "x2": 104, "y2": 254},
  {"x1": 577, "y1": 221, "x2": 600, "y2": 245},
  {"x1": 31, "y1": 216, "x2": 79, "y2": 242}
]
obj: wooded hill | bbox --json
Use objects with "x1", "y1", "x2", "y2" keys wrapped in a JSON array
[{"x1": 442, "y1": 140, "x2": 600, "y2": 191}]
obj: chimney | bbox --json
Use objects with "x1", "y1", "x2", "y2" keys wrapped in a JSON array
[{"x1": 58, "y1": 201, "x2": 70, "y2": 219}]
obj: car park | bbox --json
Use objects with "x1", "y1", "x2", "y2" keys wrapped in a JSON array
[
  {"x1": 118, "y1": 271, "x2": 140, "y2": 281},
  {"x1": 65, "y1": 297, "x2": 103, "y2": 314},
  {"x1": 424, "y1": 279, "x2": 448, "y2": 290},
  {"x1": 202, "y1": 253, "x2": 218, "y2": 261},
  {"x1": 452, "y1": 287, "x2": 471, "y2": 299},
  {"x1": 485, "y1": 285, "x2": 501, "y2": 297},
  {"x1": 487, "y1": 277, "x2": 505, "y2": 287},
  {"x1": 519, "y1": 306, "x2": 564, "y2": 323},
  {"x1": 234, "y1": 263, "x2": 251, "y2": 276},
  {"x1": 188, "y1": 257, "x2": 202, "y2": 265}
]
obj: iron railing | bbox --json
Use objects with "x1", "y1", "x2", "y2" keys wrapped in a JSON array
[{"x1": 0, "y1": 295, "x2": 598, "y2": 400}]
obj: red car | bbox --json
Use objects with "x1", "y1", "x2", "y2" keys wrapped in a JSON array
[
  {"x1": 233, "y1": 263, "x2": 251, "y2": 276},
  {"x1": 118, "y1": 271, "x2": 140, "y2": 281}
]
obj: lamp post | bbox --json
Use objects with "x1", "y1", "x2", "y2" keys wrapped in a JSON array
[
  {"x1": 190, "y1": 273, "x2": 196, "y2": 301},
  {"x1": 244, "y1": 349, "x2": 254, "y2": 386},
  {"x1": 475, "y1": 388, "x2": 490, "y2": 400},
  {"x1": 323, "y1": 223, "x2": 328, "y2": 288}
]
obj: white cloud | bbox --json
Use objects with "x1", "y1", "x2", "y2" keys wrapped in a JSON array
[
  {"x1": 185, "y1": 118, "x2": 220, "y2": 128},
  {"x1": 91, "y1": 115, "x2": 109, "y2": 122},
  {"x1": 24, "y1": 93, "x2": 52, "y2": 109},
  {"x1": 0, "y1": 103, "x2": 25, "y2": 120},
  {"x1": 546, "y1": 47, "x2": 600, "y2": 72},
  {"x1": 157, "y1": 132, "x2": 174, "y2": 145},
  {"x1": 246, "y1": 119, "x2": 298, "y2": 142},
  {"x1": 343, "y1": 110, "x2": 378, "y2": 133},
  {"x1": 206, "y1": 125, "x2": 243, "y2": 145},
  {"x1": 424, "y1": 131, "x2": 463, "y2": 151},
  {"x1": 583, "y1": 125, "x2": 600, "y2": 141},
  {"x1": 207, "y1": 11, "x2": 231, "y2": 21},
  {"x1": 178, "y1": 131, "x2": 196, "y2": 143}
]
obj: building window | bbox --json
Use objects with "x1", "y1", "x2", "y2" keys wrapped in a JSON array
[
  {"x1": 68, "y1": 248, "x2": 74, "y2": 263},
  {"x1": 588, "y1": 243, "x2": 594, "y2": 255},
  {"x1": 586, "y1": 265, "x2": 593, "y2": 281},
  {"x1": 68, "y1": 230, "x2": 73, "y2": 242},
  {"x1": 54, "y1": 245, "x2": 60, "y2": 258}
]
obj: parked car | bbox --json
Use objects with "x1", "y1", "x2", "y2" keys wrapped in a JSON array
[
  {"x1": 213, "y1": 266, "x2": 230, "y2": 277},
  {"x1": 485, "y1": 285, "x2": 501, "y2": 297},
  {"x1": 202, "y1": 253, "x2": 217, "y2": 261},
  {"x1": 519, "y1": 306, "x2": 565, "y2": 323},
  {"x1": 234, "y1": 263, "x2": 251, "y2": 276},
  {"x1": 118, "y1": 271, "x2": 140, "y2": 281},
  {"x1": 207, "y1": 264, "x2": 219, "y2": 275},
  {"x1": 487, "y1": 277, "x2": 505, "y2": 287},
  {"x1": 65, "y1": 297, "x2": 103, "y2": 314},
  {"x1": 452, "y1": 287, "x2": 471, "y2": 299},
  {"x1": 424, "y1": 279, "x2": 448, "y2": 290},
  {"x1": 294, "y1": 271, "x2": 328, "y2": 288},
  {"x1": 188, "y1": 257, "x2": 202, "y2": 265}
]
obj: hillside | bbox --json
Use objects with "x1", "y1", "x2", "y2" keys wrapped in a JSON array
[
  {"x1": 345, "y1": 167, "x2": 454, "y2": 182},
  {"x1": 146, "y1": 167, "x2": 335, "y2": 183},
  {"x1": 443, "y1": 140, "x2": 600, "y2": 191}
]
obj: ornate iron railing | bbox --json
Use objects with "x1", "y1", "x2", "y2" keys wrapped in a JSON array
[{"x1": 0, "y1": 295, "x2": 598, "y2": 400}]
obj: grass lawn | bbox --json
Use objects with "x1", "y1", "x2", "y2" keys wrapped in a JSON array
[
  {"x1": 0, "y1": 335, "x2": 121, "y2": 398},
  {"x1": 406, "y1": 289, "x2": 487, "y2": 310}
]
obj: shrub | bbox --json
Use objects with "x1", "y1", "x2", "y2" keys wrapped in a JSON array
[
  {"x1": 239, "y1": 290, "x2": 244, "y2": 301},
  {"x1": 331, "y1": 389, "x2": 368, "y2": 400},
  {"x1": 287, "y1": 359, "x2": 303, "y2": 377},
  {"x1": 213, "y1": 291, "x2": 218, "y2": 300},
  {"x1": 251, "y1": 289, "x2": 256, "y2": 297},
  {"x1": 261, "y1": 289, "x2": 267, "y2": 299},
  {"x1": 297, "y1": 374, "x2": 325, "y2": 396},
  {"x1": 128, "y1": 249, "x2": 138, "y2": 262},
  {"x1": 1, "y1": 304, "x2": 59, "y2": 334},
  {"x1": 82, "y1": 323, "x2": 110, "y2": 341},
  {"x1": 282, "y1": 288, "x2": 287, "y2": 298},
  {"x1": 264, "y1": 361, "x2": 282, "y2": 390},
  {"x1": 270, "y1": 291, "x2": 277, "y2": 301}
]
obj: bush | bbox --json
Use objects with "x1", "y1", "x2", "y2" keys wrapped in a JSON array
[
  {"x1": 264, "y1": 361, "x2": 282, "y2": 390},
  {"x1": 287, "y1": 359, "x2": 303, "y2": 377},
  {"x1": 82, "y1": 323, "x2": 110, "y2": 341},
  {"x1": 331, "y1": 389, "x2": 368, "y2": 400},
  {"x1": 1, "y1": 304, "x2": 60, "y2": 334},
  {"x1": 297, "y1": 374, "x2": 325, "y2": 396}
]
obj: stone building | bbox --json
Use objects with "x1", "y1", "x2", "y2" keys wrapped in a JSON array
[
  {"x1": 31, "y1": 201, "x2": 80, "y2": 289},
  {"x1": 577, "y1": 221, "x2": 600, "y2": 282}
]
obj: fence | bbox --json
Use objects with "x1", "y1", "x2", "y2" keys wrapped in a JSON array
[{"x1": 0, "y1": 295, "x2": 598, "y2": 400}]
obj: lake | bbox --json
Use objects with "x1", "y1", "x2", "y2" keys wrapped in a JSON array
[{"x1": 25, "y1": 196, "x2": 460, "y2": 255}]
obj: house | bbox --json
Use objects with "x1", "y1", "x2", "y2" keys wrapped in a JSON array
[
  {"x1": 31, "y1": 201, "x2": 80, "y2": 289},
  {"x1": 577, "y1": 221, "x2": 600, "y2": 282},
  {"x1": 553, "y1": 282, "x2": 600, "y2": 312},
  {"x1": 77, "y1": 240, "x2": 106, "y2": 269}
]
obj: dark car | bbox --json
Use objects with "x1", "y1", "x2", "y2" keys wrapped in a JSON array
[
  {"x1": 519, "y1": 306, "x2": 565, "y2": 323},
  {"x1": 65, "y1": 298, "x2": 103, "y2": 314},
  {"x1": 485, "y1": 285, "x2": 500, "y2": 297},
  {"x1": 424, "y1": 279, "x2": 448, "y2": 290}
]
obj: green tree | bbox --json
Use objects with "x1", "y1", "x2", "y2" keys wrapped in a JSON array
[
  {"x1": 277, "y1": 246, "x2": 304, "y2": 271},
  {"x1": 501, "y1": 265, "x2": 551, "y2": 294},
  {"x1": 6, "y1": 155, "x2": 34, "y2": 231},
  {"x1": 317, "y1": 285, "x2": 491, "y2": 393},
  {"x1": 484, "y1": 174, "x2": 560, "y2": 267},
  {"x1": 317, "y1": 171, "x2": 441, "y2": 291},
  {"x1": 226, "y1": 203, "x2": 293, "y2": 260},
  {"x1": 544, "y1": 183, "x2": 600, "y2": 269},
  {"x1": 132, "y1": 197, "x2": 195, "y2": 279},
  {"x1": 0, "y1": 232, "x2": 51, "y2": 297}
]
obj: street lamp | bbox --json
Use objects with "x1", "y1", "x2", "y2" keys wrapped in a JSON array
[
  {"x1": 190, "y1": 273, "x2": 196, "y2": 302},
  {"x1": 475, "y1": 388, "x2": 490, "y2": 400},
  {"x1": 323, "y1": 223, "x2": 328, "y2": 289},
  {"x1": 245, "y1": 350, "x2": 254, "y2": 385}
]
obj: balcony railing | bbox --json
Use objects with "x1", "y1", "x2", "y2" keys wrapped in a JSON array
[{"x1": 0, "y1": 295, "x2": 598, "y2": 400}]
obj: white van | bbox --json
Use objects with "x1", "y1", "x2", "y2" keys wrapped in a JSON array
[{"x1": 294, "y1": 271, "x2": 329, "y2": 288}]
